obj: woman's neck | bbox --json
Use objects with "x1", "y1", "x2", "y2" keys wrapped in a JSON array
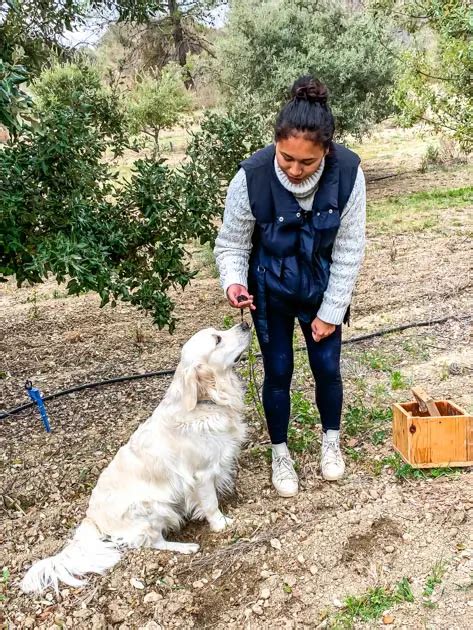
[{"x1": 274, "y1": 156, "x2": 325, "y2": 198}]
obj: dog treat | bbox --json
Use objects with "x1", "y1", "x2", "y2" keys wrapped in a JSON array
[{"x1": 236, "y1": 294, "x2": 246, "y2": 322}]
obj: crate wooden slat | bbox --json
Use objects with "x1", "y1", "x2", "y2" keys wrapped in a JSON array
[{"x1": 392, "y1": 400, "x2": 473, "y2": 468}]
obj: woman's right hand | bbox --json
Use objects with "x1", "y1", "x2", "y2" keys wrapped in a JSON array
[{"x1": 226, "y1": 284, "x2": 256, "y2": 310}]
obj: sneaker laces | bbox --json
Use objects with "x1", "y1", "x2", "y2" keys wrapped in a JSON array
[
  {"x1": 273, "y1": 455, "x2": 297, "y2": 482},
  {"x1": 322, "y1": 439, "x2": 342, "y2": 465}
]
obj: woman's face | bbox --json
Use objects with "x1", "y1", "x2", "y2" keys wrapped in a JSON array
[{"x1": 275, "y1": 134, "x2": 327, "y2": 184}]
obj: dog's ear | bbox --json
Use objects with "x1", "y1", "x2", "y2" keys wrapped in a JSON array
[{"x1": 181, "y1": 364, "x2": 216, "y2": 412}]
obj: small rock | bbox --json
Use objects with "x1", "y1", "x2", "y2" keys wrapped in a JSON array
[
  {"x1": 252, "y1": 604, "x2": 264, "y2": 616},
  {"x1": 130, "y1": 577, "x2": 145, "y2": 589},
  {"x1": 24, "y1": 618, "x2": 35, "y2": 629},
  {"x1": 385, "y1": 545, "x2": 395, "y2": 553},
  {"x1": 332, "y1": 598, "x2": 343, "y2": 608},
  {"x1": 192, "y1": 580, "x2": 205, "y2": 589},
  {"x1": 467, "y1": 601, "x2": 473, "y2": 607},
  {"x1": 260, "y1": 588, "x2": 271, "y2": 600},
  {"x1": 270, "y1": 538, "x2": 282, "y2": 550},
  {"x1": 297, "y1": 554, "x2": 305, "y2": 564},
  {"x1": 383, "y1": 614, "x2": 395, "y2": 624},
  {"x1": 212, "y1": 569, "x2": 222, "y2": 580},
  {"x1": 309, "y1": 565, "x2": 318, "y2": 575},
  {"x1": 260, "y1": 570, "x2": 271, "y2": 578},
  {"x1": 143, "y1": 591, "x2": 162, "y2": 604}
]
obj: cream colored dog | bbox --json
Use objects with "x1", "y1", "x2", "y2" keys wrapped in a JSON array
[{"x1": 21, "y1": 323, "x2": 251, "y2": 594}]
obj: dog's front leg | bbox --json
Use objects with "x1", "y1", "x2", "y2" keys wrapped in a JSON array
[{"x1": 194, "y1": 473, "x2": 233, "y2": 532}]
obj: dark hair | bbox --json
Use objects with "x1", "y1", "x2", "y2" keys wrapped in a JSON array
[{"x1": 274, "y1": 75, "x2": 335, "y2": 149}]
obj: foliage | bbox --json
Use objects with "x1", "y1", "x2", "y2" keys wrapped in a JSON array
[
  {"x1": 128, "y1": 65, "x2": 192, "y2": 151},
  {"x1": 0, "y1": 1, "x2": 167, "y2": 70},
  {"x1": 0, "y1": 566, "x2": 9, "y2": 602},
  {"x1": 217, "y1": 0, "x2": 397, "y2": 139},
  {"x1": 343, "y1": 403, "x2": 392, "y2": 437},
  {"x1": 0, "y1": 59, "x2": 269, "y2": 330},
  {"x1": 370, "y1": 0, "x2": 472, "y2": 150},
  {"x1": 332, "y1": 578, "x2": 414, "y2": 628},
  {"x1": 0, "y1": 58, "x2": 32, "y2": 137}
]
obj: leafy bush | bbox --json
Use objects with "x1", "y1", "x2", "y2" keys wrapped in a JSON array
[
  {"x1": 0, "y1": 60, "x2": 32, "y2": 137},
  {"x1": 128, "y1": 65, "x2": 193, "y2": 151},
  {"x1": 0, "y1": 62, "x2": 269, "y2": 330},
  {"x1": 217, "y1": 0, "x2": 397, "y2": 139},
  {"x1": 371, "y1": 0, "x2": 472, "y2": 150}
]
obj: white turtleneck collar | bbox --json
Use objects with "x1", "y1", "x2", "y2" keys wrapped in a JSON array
[{"x1": 274, "y1": 155, "x2": 325, "y2": 199}]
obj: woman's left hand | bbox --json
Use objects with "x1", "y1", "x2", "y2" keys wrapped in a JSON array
[{"x1": 311, "y1": 317, "x2": 336, "y2": 342}]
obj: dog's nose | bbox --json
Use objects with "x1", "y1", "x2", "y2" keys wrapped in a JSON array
[{"x1": 240, "y1": 321, "x2": 250, "y2": 331}]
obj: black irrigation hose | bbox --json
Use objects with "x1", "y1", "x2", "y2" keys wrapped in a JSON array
[{"x1": 1, "y1": 313, "x2": 470, "y2": 421}]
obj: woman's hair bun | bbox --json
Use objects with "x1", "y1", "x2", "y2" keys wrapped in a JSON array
[{"x1": 291, "y1": 75, "x2": 328, "y2": 105}]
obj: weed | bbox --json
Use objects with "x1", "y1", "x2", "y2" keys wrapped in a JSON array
[
  {"x1": 0, "y1": 567, "x2": 10, "y2": 602},
  {"x1": 382, "y1": 453, "x2": 460, "y2": 481},
  {"x1": 222, "y1": 314, "x2": 234, "y2": 330},
  {"x1": 423, "y1": 561, "x2": 446, "y2": 600},
  {"x1": 371, "y1": 429, "x2": 388, "y2": 445},
  {"x1": 331, "y1": 578, "x2": 414, "y2": 628},
  {"x1": 390, "y1": 370, "x2": 407, "y2": 390},
  {"x1": 360, "y1": 350, "x2": 393, "y2": 372},
  {"x1": 345, "y1": 447, "x2": 363, "y2": 463},
  {"x1": 291, "y1": 390, "x2": 319, "y2": 425},
  {"x1": 344, "y1": 403, "x2": 392, "y2": 437},
  {"x1": 28, "y1": 289, "x2": 40, "y2": 320}
]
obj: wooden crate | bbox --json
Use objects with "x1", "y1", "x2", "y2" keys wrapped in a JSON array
[{"x1": 392, "y1": 400, "x2": 473, "y2": 468}]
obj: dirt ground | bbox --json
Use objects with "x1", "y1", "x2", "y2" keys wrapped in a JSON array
[{"x1": 1, "y1": 125, "x2": 472, "y2": 629}]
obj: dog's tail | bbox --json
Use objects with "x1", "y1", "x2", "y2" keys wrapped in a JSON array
[{"x1": 20, "y1": 518, "x2": 121, "y2": 594}]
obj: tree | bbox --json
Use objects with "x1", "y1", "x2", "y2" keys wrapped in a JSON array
[
  {"x1": 0, "y1": 61, "x2": 267, "y2": 330},
  {"x1": 217, "y1": 0, "x2": 398, "y2": 139},
  {"x1": 128, "y1": 64, "x2": 193, "y2": 153},
  {"x1": 370, "y1": 0, "x2": 472, "y2": 150}
]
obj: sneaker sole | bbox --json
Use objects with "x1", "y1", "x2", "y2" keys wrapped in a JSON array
[
  {"x1": 322, "y1": 472, "x2": 344, "y2": 481},
  {"x1": 274, "y1": 487, "x2": 299, "y2": 497}
]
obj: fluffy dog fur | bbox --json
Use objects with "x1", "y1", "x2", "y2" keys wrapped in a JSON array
[{"x1": 21, "y1": 323, "x2": 251, "y2": 594}]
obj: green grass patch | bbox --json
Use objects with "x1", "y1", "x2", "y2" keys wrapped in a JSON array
[
  {"x1": 367, "y1": 186, "x2": 473, "y2": 234},
  {"x1": 331, "y1": 578, "x2": 414, "y2": 628},
  {"x1": 381, "y1": 453, "x2": 460, "y2": 481},
  {"x1": 288, "y1": 390, "x2": 320, "y2": 453},
  {"x1": 0, "y1": 567, "x2": 10, "y2": 603},
  {"x1": 344, "y1": 403, "x2": 392, "y2": 437}
]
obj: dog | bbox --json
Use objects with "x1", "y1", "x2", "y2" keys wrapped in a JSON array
[{"x1": 21, "y1": 322, "x2": 252, "y2": 594}]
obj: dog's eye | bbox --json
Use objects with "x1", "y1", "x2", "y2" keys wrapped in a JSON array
[{"x1": 215, "y1": 335, "x2": 222, "y2": 346}]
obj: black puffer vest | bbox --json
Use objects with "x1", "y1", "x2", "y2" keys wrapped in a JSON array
[{"x1": 240, "y1": 143, "x2": 360, "y2": 342}]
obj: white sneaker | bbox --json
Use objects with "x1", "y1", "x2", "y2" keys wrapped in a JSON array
[
  {"x1": 272, "y1": 452, "x2": 299, "y2": 497},
  {"x1": 321, "y1": 433, "x2": 345, "y2": 481}
]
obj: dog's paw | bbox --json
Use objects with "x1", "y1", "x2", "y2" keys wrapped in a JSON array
[
  {"x1": 209, "y1": 513, "x2": 234, "y2": 532},
  {"x1": 179, "y1": 543, "x2": 200, "y2": 554}
]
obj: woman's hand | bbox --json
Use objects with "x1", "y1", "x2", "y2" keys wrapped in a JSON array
[
  {"x1": 226, "y1": 284, "x2": 256, "y2": 310},
  {"x1": 311, "y1": 316, "x2": 335, "y2": 342}
]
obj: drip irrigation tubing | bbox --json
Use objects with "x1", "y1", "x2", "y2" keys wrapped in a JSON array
[{"x1": 1, "y1": 313, "x2": 470, "y2": 421}]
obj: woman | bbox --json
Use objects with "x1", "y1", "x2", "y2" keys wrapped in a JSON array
[{"x1": 214, "y1": 76, "x2": 366, "y2": 497}]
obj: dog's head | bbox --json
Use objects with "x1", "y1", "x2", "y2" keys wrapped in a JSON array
[{"x1": 174, "y1": 322, "x2": 252, "y2": 412}]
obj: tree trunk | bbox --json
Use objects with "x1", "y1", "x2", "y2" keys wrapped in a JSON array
[{"x1": 167, "y1": 0, "x2": 194, "y2": 88}]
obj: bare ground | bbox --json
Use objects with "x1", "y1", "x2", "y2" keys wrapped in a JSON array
[{"x1": 1, "y1": 126, "x2": 472, "y2": 629}]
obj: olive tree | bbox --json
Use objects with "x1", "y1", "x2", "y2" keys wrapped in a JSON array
[{"x1": 217, "y1": 0, "x2": 398, "y2": 139}]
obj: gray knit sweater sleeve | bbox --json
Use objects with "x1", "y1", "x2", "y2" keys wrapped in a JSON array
[
  {"x1": 214, "y1": 168, "x2": 255, "y2": 293},
  {"x1": 213, "y1": 166, "x2": 366, "y2": 325},
  {"x1": 317, "y1": 166, "x2": 366, "y2": 324}
]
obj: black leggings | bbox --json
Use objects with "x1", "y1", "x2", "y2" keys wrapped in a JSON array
[{"x1": 251, "y1": 293, "x2": 343, "y2": 444}]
